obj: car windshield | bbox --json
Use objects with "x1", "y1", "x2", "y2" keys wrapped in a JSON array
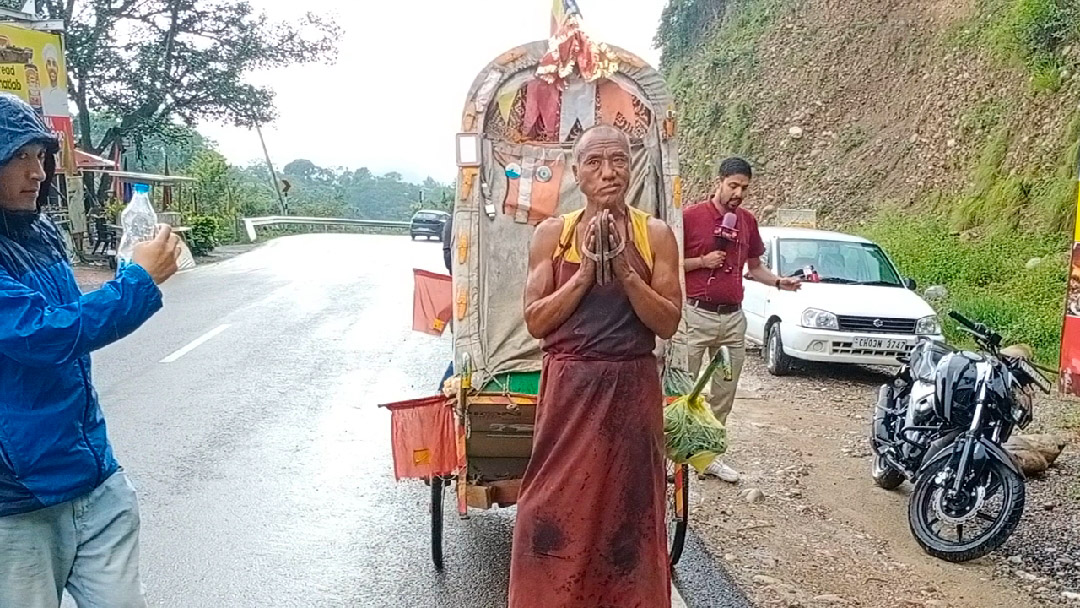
[
  {"x1": 776, "y1": 238, "x2": 903, "y2": 286},
  {"x1": 415, "y1": 212, "x2": 443, "y2": 221}
]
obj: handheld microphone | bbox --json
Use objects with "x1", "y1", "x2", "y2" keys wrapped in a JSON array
[
  {"x1": 714, "y1": 212, "x2": 739, "y2": 242},
  {"x1": 721, "y1": 212, "x2": 738, "y2": 239},
  {"x1": 710, "y1": 212, "x2": 740, "y2": 275}
]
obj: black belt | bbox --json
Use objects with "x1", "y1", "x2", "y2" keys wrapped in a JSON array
[{"x1": 688, "y1": 298, "x2": 741, "y2": 314}]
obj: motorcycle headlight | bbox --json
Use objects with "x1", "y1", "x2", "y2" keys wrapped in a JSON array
[
  {"x1": 1012, "y1": 389, "x2": 1034, "y2": 426},
  {"x1": 916, "y1": 315, "x2": 941, "y2": 336},
  {"x1": 801, "y1": 308, "x2": 839, "y2": 330},
  {"x1": 1012, "y1": 404, "x2": 1027, "y2": 425}
]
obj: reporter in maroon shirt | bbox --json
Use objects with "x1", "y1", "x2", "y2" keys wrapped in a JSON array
[{"x1": 675, "y1": 157, "x2": 800, "y2": 482}]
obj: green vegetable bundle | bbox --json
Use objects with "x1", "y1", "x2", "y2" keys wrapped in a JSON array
[{"x1": 663, "y1": 347, "x2": 731, "y2": 472}]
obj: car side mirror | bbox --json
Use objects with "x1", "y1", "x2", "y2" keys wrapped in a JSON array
[{"x1": 904, "y1": 278, "x2": 917, "y2": 290}]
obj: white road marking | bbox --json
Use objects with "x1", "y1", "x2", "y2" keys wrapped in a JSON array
[
  {"x1": 159, "y1": 324, "x2": 230, "y2": 363},
  {"x1": 673, "y1": 584, "x2": 688, "y2": 608}
]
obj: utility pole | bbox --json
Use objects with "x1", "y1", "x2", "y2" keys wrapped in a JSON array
[{"x1": 255, "y1": 124, "x2": 288, "y2": 215}]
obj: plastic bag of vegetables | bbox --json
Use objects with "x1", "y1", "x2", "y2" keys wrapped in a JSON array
[{"x1": 663, "y1": 347, "x2": 732, "y2": 473}]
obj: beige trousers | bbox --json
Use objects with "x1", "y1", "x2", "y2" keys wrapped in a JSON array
[{"x1": 673, "y1": 305, "x2": 747, "y2": 426}]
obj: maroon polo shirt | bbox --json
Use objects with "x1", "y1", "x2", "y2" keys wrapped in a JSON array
[{"x1": 682, "y1": 200, "x2": 765, "y2": 306}]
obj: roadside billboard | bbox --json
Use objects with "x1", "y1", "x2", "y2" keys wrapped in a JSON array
[{"x1": 0, "y1": 23, "x2": 74, "y2": 174}]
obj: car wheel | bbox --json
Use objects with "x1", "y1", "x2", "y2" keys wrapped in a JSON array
[{"x1": 766, "y1": 323, "x2": 794, "y2": 376}]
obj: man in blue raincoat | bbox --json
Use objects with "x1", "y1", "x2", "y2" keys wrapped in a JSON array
[{"x1": 0, "y1": 94, "x2": 181, "y2": 607}]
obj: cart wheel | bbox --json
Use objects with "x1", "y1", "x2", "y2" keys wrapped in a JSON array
[
  {"x1": 666, "y1": 461, "x2": 689, "y2": 568},
  {"x1": 431, "y1": 476, "x2": 445, "y2": 571}
]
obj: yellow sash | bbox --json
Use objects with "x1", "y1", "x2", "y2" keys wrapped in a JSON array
[{"x1": 554, "y1": 207, "x2": 654, "y2": 271}]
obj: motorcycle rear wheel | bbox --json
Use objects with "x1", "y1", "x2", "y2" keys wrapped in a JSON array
[{"x1": 909, "y1": 454, "x2": 1024, "y2": 563}]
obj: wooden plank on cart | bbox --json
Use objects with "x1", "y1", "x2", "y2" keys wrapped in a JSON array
[
  {"x1": 490, "y1": 479, "x2": 522, "y2": 507},
  {"x1": 466, "y1": 484, "x2": 494, "y2": 510}
]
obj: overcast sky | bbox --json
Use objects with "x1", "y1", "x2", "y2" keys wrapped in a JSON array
[{"x1": 196, "y1": 0, "x2": 668, "y2": 184}]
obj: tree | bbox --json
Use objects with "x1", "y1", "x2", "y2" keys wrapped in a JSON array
[
  {"x1": 188, "y1": 149, "x2": 232, "y2": 216},
  {"x1": 37, "y1": 0, "x2": 339, "y2": 204},
  {"x1": 655, "y1": 0, "x2": 727, "y2": 70},
  {"x1": 283, "y1": 159, "x2": 320, "y2": 181}
]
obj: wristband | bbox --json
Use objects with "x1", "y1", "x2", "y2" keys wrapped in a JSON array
[{"x1": 775, "y1": 279, "x2": 781, "y2": 289}]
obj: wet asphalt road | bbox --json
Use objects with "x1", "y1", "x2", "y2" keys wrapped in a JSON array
[{"x1": 79, "y1": 234, "x2": 749, "y2": 608}]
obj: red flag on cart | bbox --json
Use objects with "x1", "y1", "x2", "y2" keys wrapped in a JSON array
[
  {"x1": 382, "y1": 395, "x2": 456, "y2": 480},
  {"x1": 413, "y1": 269, "x2": 452, "y2": 336}
]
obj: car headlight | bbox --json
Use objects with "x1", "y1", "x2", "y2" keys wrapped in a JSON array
[
  {"x1": 801, "y1": 308, "x2": 839, "y2": 330},
  {"x1": 916, "y1": 315, "x2": 941, "y2": 336}
]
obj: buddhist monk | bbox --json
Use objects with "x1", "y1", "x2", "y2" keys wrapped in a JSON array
[{"x1": 509, "y1": 124, "x2": 682, "y2": 608}]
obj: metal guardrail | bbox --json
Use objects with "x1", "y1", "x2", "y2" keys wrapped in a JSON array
[{"x1": 242, "y1": 216, "x2": 411, "y2": 242}]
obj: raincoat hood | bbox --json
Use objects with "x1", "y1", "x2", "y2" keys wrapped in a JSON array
[
  {"x1": 0, "y1": 93, "x2": 60, "y2": 166},
  {"x1": 0, "y1": 94, "x2": 60, "y2": 239}
]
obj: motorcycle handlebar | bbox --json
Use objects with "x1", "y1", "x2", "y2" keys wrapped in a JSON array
[
  {"x1": 948, "y1": 311, "x2": 977, "y2": 331},
  {"x1": 949, "y1": 311, "x2": 1003, "y2": 350}
]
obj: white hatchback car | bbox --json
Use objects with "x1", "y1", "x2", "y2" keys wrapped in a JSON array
[{"x1": 742, "y1": 227, "x2": 944, "y2": 375}]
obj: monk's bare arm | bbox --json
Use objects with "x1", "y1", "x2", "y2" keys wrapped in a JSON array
[
  {"x1": 619, "y1": 219, "x2": 683, "y2": 339},
  {"x1": 524, "y1": 218, "x2": 593, "y2": 339}
]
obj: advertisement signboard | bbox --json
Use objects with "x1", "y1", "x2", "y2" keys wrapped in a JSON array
[
  {"x1": 1058, "y1": 156, "x2": 1080, "y2": 396},
  {"x1": 0, "y1": 23, "x2": 75, "y2": 175}
]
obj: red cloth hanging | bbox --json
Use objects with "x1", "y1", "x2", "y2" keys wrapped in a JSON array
[
  {"x1": 536, "y1": 15, "x2": 619, "y2": 89},
  {"x1": 523, "y1": 80, "x2": 561, "y2": 141},
  {"x1": 383, "y1": 395, "x2": 456, "y2": 480},
  {"x1": 412, "y1": 269, "x2": 452, "y2": 336}
]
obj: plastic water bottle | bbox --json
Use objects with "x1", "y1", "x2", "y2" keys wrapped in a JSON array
[{"x1": 116, "y1": 183, "x2": 157, "y2": 267}]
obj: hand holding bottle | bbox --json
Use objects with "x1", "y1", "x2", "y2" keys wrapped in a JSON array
[{"x1": 132, "y1": 225, "x2": 180, "y2": 285}]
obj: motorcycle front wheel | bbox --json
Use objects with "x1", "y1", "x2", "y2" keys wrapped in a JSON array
[{"x1": 909, "y1": 453, "x2": 1025, "y2": 563}]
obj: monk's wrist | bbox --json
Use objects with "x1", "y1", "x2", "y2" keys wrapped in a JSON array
[{"x1": 572, "y1": 269, "x2": 593, "y2": 290}]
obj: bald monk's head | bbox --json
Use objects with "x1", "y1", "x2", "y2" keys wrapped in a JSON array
[{"x1": 572, "y1": 125, "x2": 631, "y2": 211}]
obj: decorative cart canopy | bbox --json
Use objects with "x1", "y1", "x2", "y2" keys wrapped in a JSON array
[{"x1": 449, "y1": 35, "x2": 683, "y2": 387}]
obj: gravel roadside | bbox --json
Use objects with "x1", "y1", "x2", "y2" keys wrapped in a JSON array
[{"x1": 692, "y1": 351, "x2": 1078, "y2": 608}]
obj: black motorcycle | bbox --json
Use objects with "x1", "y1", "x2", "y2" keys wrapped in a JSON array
[{"x1": 869, "y1": 311, "x2": 1053, "y2": 562}]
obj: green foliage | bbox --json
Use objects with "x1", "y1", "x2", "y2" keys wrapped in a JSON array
[
  {"x1": 104, "y1": 199, "x2": 124, "y2": 224},
  {"x1": 959, "y1": 100, "x2": 1006, "y2": 137},
  {"x1": 1031, "y1": 58, "x2": 1065, "y2": 91},
  {"x1": 187, "y1": 216, "x2": 220, "y2": 257},
  {"x1": 860, "y1": 213, "x2": 1067, "y2": 365},
  {"x1": 49, "y1": 0, "x2": 339, "y2": 210},
  {"x1": 189, "y1": 150, "x2": 233, "y2": 213},
  {"x1": 100, "y1": 125, "x2": 456, "y2": 246},
  {"x1": 278, "y1": 160, "x2": 455, "y2": 221},
  {"x1": 949, "y1": 109, "x2": 1079, "y2": 236},
  {"x1": 49, "y1": 0, "x2": 340, "y2": 152},
  {"x1": 997, "y1": 0, "x2": 1077, "y2": 63},
  {"x1": 1033, "y1": 112, "x2": 1080, "y2": 233},
  {"x1": 656, "y1": 0, "x2": 728, "y2": 70},
  {"x1": 971, "y1": 0, "x2": 1079, "y2": 85},
  {"x1": 663, "y1": 0, "x2": 790, "y2": 189}
]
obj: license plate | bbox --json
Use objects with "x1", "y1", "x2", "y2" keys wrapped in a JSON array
[{"x1": 853, "y1": 337, "x2": 909, "y2": 351}]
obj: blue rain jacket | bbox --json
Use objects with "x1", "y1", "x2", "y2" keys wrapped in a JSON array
[{"x1": 0, "y1": 95, "x2": 163, "y2": 516}]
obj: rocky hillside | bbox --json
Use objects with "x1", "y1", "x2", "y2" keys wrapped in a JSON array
[{"x1": 659, "y1": 0, "x2": 1080, "y2": 363}]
